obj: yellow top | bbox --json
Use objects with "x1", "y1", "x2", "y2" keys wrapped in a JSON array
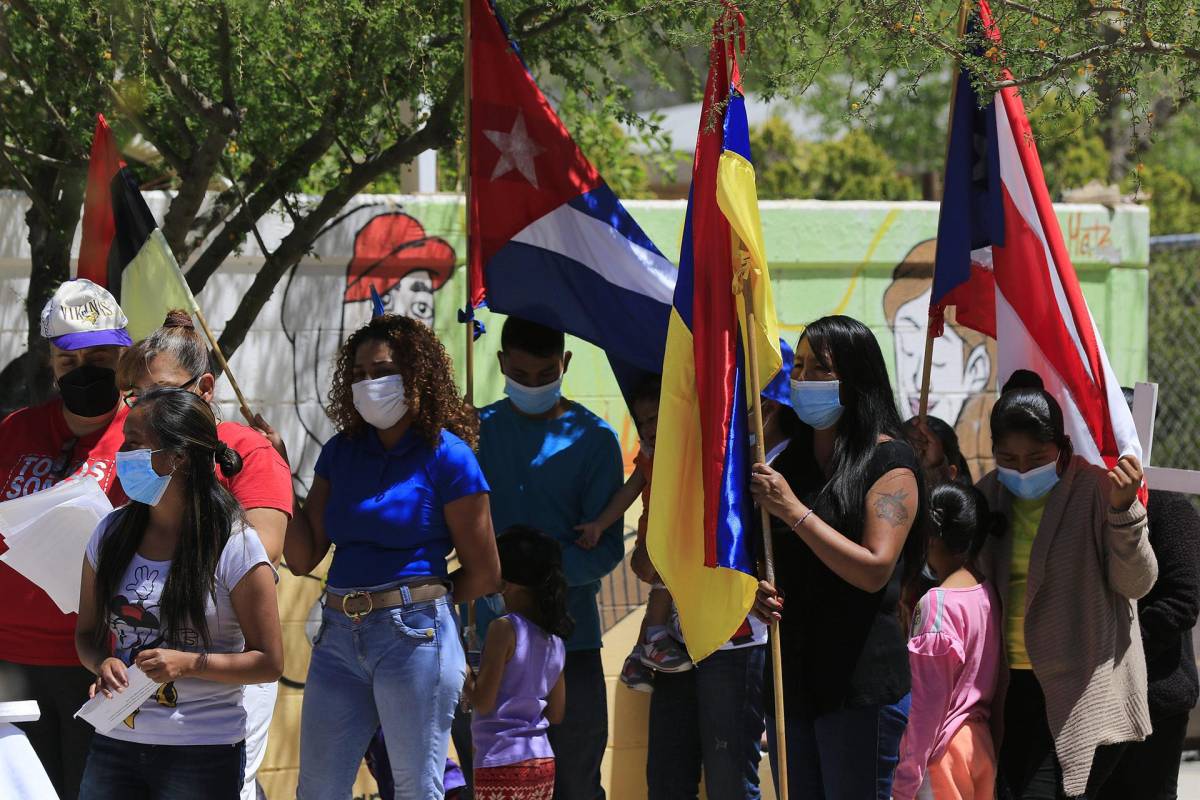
[{"x1": 1007, "y1": 494, "x2": 1049, "y2": 670}]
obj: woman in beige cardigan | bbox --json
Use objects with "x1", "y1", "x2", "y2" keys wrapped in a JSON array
[{"x1": 966, "y1": 371, "x2": 1156, "y2": 799}]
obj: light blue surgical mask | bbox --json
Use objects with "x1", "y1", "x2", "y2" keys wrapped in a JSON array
[
  {"x1": 789, "y1": 379, "x2": 844, "y2": 430},
  {"x1": 504, "y1": 375, "x2": 562, "y2": 415},
  {"x1": 482, "y1": 592, "x2": 506, "y2": 616},
  {"x1": 997, "y1": 460, "x2": 1060, "y2": 500},
  {"x1": 115, "y1": 448, "x2": 174, "y2": 506}
]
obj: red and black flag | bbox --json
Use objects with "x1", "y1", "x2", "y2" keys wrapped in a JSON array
[{"x1": 77, "y1": 115, "x2": 197, "y2": 340}]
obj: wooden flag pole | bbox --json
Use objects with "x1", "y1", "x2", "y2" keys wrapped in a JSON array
[
  {"x1": 462, "y1": 0, "x2": 480, "y2": 657},
  {"x1": 191, "y1": 306, "x2": 255, "y2": 424},
  {"x1": 917, "y1": 0, "x2": 974, "y2": 423},
  {"x1": 463, "y1": 0, "x2": 476, "y2": 409},
  {"x1": 721, "y1": 12, "x2": 787, "y2": 799},
  {"x1": 742, "y1": 271, "x2": 790, "y2": 800}
]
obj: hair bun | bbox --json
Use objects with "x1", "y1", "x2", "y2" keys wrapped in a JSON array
[
  {"x1": 215, "y1": 440, "x2": 243, "y2": 478},
  {"x1": 163, "y1": 309, "x2": 196, "y2": 330},
  {"x1": 1002, "y1": 369, "x2": 1045, "y2": 394}
]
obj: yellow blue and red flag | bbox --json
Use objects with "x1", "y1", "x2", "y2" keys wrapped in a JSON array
[{"x1": 646, "y1": 11, "x2": 781, "y2": 663}]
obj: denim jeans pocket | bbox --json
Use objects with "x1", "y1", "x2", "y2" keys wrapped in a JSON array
[{"x1": 388, "y1": 605, "x2": 438, "y2": 644}]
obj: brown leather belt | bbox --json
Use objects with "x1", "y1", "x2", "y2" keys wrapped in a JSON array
[{"x1": 325, "y1": 581, "x2": 448, "y2": 621}]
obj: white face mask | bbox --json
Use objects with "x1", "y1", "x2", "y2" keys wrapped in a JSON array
[{"x1": 352, "y1": 374, "x2": 409, "y2": 430}]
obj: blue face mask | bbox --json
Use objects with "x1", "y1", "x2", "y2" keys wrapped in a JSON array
[
  {"x1": 997, "y1": 460, "x2": 1060, "y2": 500},
  {"x1": 115, "y1": 448, "x2": 174, "y2": 506},
  {"x1": 482, "y1": 592, "x2": 506, "y2": 616},
  {"x1": 789, "y1": 379, "x2": 844, "y2": 430},
  {"x1": 504, "y1": 375, "x2": 562, "y2": 415}
]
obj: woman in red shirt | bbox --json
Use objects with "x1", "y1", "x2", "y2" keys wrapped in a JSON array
[
  {"x1": 116, "y1": 309, "x2": 293, "y2": 800},
  {"x1": 0, "y1": 279, "x2": 133, "y2": 800}
]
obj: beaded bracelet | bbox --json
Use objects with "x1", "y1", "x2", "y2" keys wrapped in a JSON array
[{"x1": 791, "y1": 508, "x2": 815, "y2": 532}]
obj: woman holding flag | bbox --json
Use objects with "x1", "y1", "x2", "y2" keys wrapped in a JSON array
[
  {"x1": 917, "y1": 370, "x2": 1156, "y2": 799},
  {"x1": 749, "y1": 315, "x2": 926, "y2": 800}
]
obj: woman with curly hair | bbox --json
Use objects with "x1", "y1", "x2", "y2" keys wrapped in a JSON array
[{"x1": 286, "y1": 315, "x2": 501, "y2": 798}]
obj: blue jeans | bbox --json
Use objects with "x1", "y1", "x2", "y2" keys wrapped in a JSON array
[
  {"x1": 647, "y1": 645, "x2": 766, "y2": 799},
  {"x1": 547, "y1": 649, "x2": 608, "y2": 800},
  {"x1": 78, "y1": 734, "x2": 245, "y2": 800},
  {"x1": 767, "y1": 693, "x2": 910, "y2": 800},
  {"x1": 297, "y1": 592, "x2": 465, "y2": 799}
]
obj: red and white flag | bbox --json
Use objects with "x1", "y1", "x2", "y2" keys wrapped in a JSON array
[{"x1": 931, "y1": 0, "x2": 1140, "y2": 469}]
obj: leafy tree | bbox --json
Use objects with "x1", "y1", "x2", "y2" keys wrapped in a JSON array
[
  {"x1": 0, "y1": 0, "x2": 704, "y2": 406},
  {"x1": 750, "y1": 118, "x2": 918, "y2": 200},
  {"x1": 1026, "y1": 98, "x2": 1111, "y2": 195}
]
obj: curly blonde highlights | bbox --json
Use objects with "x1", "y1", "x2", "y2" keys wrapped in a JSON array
[{"x1": 327, "y1": 315, "x2": 479, "y2": 449}]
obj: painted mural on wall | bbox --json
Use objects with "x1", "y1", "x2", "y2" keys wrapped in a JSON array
[
  {"x1": 0, "y1": 192, "x2": 1150, "y2": 492},
  {"x1": 278, "y1": 205, "x2": 457, "y2": 486},
  {"x1": 882, "y1": 239, "x2": 997, "y2": 480}
]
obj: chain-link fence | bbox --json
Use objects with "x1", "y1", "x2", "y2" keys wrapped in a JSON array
[{"x1": 1148, "y1": 235, "x2": 1200, "y2": 479}]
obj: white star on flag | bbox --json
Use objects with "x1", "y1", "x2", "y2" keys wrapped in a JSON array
[{"x1": 484, "y1": 112, "x2": 544, "y2": 188}]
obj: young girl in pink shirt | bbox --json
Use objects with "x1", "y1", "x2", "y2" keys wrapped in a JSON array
[{"x1": 894, "y1": 482, "x2": 1004, "y2": 800}]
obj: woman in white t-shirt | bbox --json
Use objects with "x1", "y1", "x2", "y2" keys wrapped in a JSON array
[{"x1": 74, "y1": 387, "x2": 283, "y2": 800}]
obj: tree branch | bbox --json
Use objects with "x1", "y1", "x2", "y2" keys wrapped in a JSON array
[
  {"x1": 217, "y1": 3, "x2": 237, "y2": 110},
  {"x1": 0, "y1": 146, "x2": 53, "y2": 220},
  {"x1": 0, "y1": 140, "x2": 87, "y2": 169},
  {"x1": 6, "y1": 0, "x2": 191, "y2": 173},
  {"x1": 184, "y1": 112, "x2": 344, "y2": 294},
  {"x1": 214, "y1": 90, "x2": 460, "y2": 360},
  {"x1": 162, "y1": 126, "x2": 231, "y2": 256},
  {"x1": 134, "y1": 3, "x2": 238, "y2": 132},
  {"x1": 992, "y1": 38, "x2": 1200, "y2": 89}
]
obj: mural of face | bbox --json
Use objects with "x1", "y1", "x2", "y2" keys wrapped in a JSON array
[
  {"x1": 343, "y1": 269, "x2": 436, "y2": 330},
  {"x1": 893, "y1": 285, "x2": 991, "y2": 423}
]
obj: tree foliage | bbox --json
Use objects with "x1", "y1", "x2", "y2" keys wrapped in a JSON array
[
  {"x1": 751, "y1": 118, "x2": 919, "y2": 200},
  {"x1": 0, "y1": 0, "x2": 716, "y2": 406}
]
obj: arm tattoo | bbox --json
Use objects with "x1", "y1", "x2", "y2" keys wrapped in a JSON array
[{"x1": 872, "y1": 489, "x2": 911, "y2": 528}]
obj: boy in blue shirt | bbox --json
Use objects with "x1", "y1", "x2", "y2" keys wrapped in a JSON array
[{"x1": 475, "y1": 317, "x2": 624, "y2": 800}]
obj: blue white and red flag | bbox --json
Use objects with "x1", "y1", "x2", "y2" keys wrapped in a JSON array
[
  {"x1": 932, "y1": 0, "x2": 1140, "y2": 469},
  {"x1": 468, "y1": 0, "x2": 675, "y2": 377}
]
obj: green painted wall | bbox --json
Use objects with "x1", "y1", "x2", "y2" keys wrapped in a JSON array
[{"x1": 416, "y1": 198, "x2": 1149, "y2": 468}]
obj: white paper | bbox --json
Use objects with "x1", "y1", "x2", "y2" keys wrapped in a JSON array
[
  {"x1": 0, "y1": 701, "x2": 40, "y2": 724},
  {"x1": 0, "y1": 478, "x2": 112, "y2": 614},
  {"x1": 73, "y1": 665, "x2": 157, "y2": 734}
]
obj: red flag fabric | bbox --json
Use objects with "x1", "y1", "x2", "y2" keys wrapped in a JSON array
[{"x1": 77, "y1": 114, "x2": 124, "y2": 286}]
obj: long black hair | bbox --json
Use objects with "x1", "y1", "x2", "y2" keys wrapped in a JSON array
[
  {"x1": 92, "y1": 388, "x2": 244, "y2": 653},
  {"x1": 801, "y1": 316, "x2": 927, "y2": 585},
  {"x1": 990, "y1": 370, "x2": 1072, "y2": 457},
  {"x1": 928, "y1": 483, "x2": 1004, "y2": 559},
  {"x1": 496, "y1": 526, "x2": 574, "y2": 640},
  {"x1": 803, "y1": 316, "x2": 906, "y2": 528}
]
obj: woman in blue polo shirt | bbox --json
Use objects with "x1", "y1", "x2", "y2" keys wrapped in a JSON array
[{"x1": 286, "y1": 314, "x2": 501, "y2": 798}]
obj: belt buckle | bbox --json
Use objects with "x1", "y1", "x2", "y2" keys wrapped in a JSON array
[{"x1": 341, "y1": 591, "x2": 373, "y2": 621}]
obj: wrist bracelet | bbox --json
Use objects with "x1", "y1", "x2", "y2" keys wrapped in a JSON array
[{"x1": 791, "y1": 508, "x2": 814, "y2": 532}]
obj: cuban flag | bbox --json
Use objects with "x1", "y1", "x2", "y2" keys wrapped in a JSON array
[
  {"x1": 468, "y1": 0, "x2": 675, "y2": 380},
  {"x1": 931, "y1": 0, "x2": 1140, "y2": 469}
]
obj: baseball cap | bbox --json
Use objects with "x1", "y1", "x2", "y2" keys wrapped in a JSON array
[
  {"x1": 40, "y1": 279, "x2": 132, "y2": 350},
  {"x1": 762, "y1": 338, "x2": 795, "y2": 406}
]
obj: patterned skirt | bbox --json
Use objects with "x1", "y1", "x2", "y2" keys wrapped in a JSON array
[{"x1": 473, "y1": 757, "x2": 556, "y2": 800}]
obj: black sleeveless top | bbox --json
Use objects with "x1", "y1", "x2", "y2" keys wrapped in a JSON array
[{"x1": 765, "y1": 438, "x2": 922, "y2": 717}]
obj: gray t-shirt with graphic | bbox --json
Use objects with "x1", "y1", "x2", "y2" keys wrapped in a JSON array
[{"x1": 86, "y1": 511, "x2": 274, "y2": 745}]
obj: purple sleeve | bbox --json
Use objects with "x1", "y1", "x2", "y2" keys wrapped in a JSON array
[{"x1": 892, "y1": 594, "x2": 965, "y2": 800}]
